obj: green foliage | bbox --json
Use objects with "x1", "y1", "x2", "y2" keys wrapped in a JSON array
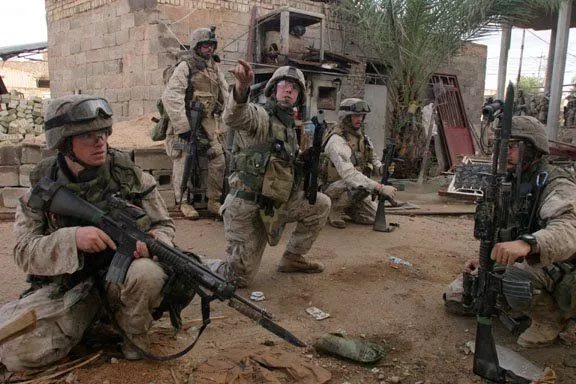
[
  {"x1": 333, "y1": 0, "x2": 565, "y2": 175},
  {"x1": 334, "y1": 0, "x2": 564, "y2": 135},
  {"x1": 517, "y1": 76, "x2": 544, "y2": 92}
]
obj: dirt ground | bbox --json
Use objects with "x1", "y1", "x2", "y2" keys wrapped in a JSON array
[{"x1": 1, "y1": 184, "x2": 576, "y2": 384}]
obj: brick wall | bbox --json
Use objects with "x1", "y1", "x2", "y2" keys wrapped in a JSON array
[{"x1": 45, "y1": 0, "x2": 486, "y2": 124}]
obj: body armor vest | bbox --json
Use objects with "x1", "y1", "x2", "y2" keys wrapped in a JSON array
[
  {"x1": 505, "y1": 160, "x2": 574, "y2": 238},
  {"x1": 320, "y1": 122, "x2": 374, "y2": 183},
  {"x1": 185, "y1": 55, "x2": 223, "y2": 138},
  {"x1": 26, "y1": 149, "x2": 151, "y2": 290},
  {"x1": 231, "y1": 114, "x2": 299, "y2": 199}
]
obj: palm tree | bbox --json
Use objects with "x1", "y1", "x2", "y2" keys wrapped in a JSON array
[{"x1": 333, "y1": 0, "x2": 565, "y2": 177}]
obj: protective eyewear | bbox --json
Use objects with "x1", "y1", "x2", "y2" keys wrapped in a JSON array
[
  {"x1": 276, "y1": 80, "x2": 300, "y2": 92},
  {"x1": 76, "y1": 128, "x2": 111, "y2": 145},
  {"x1": 45, "y1": 98, "x2": 113, "y2": 130},
  {"x1": 340, "y1": 101, "x2": 371, "y2": 113},
  {"x1": 508, "y1": 140, "x2": 522, "y2": 149}
]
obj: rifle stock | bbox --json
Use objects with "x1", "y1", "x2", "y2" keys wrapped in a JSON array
[{"x1": 27, "y1": 177, "x2": 306, "y2": 349}]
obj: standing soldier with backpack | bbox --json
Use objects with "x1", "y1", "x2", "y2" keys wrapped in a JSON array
[{"x1": 162, "y1": 26, "x2": 229, "y2": 219}]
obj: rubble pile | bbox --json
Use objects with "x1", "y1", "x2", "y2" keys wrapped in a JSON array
[{"x1": 0, "y1": 95, "x2": 46, "y2": 145}]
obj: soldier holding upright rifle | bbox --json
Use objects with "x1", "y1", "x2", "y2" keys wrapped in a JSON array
[
  {"x1": 443, "y1": 83, "x2": 576, "y2": 383},
  {"x1": 320, "y1": 98, "x2": 397, "y2": 229}
]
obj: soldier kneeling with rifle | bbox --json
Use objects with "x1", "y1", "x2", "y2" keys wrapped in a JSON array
[
  {"x1": 0, "y1": 95, "x2": 304, "y2": 371},
  {"x1": 444, "y1": 115, "x2": 576, "y2": 349},
  {"x1": 320, "y1": 98, "x2": 396, "y2": 229}
]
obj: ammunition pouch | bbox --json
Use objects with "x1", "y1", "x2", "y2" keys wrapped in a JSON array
[{"x1": 501, "y1": 266, "x2": 534, "y2": 310}]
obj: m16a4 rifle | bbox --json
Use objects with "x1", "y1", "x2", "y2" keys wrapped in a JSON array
[
  {"x1": 373, "y1": 139, "x2": 400, "y2": 232},
  {"x1": 472, "y1": 82, "x2": 532, "y2": 383},
  {"x1": 28, "y1": 177, "x2": 306, "y2": 360},
  {"x1": 304, "y1": 110, "x2": 327, "y2": 205}
]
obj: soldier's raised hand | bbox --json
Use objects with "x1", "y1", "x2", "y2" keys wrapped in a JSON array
[{"x1": 228, "y1": 59, "x2": 254, "y2": 97}]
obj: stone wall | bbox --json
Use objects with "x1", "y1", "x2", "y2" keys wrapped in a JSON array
[
  {"x1": 0, "y1": 144, "x2": 176, "y2": 209},
  {"x1": 0, "y1": 95, "x2": 46, "y2": 144}
]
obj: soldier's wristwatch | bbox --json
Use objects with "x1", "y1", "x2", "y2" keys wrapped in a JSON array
[{"x1": 518, "y1": 234, "x2": 539, "y2": 255}]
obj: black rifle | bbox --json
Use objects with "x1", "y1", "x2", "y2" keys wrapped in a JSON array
[
  {"x1": 304, "y1": 111, "x2": 327, "y2": 205},
  {"x1": 472, "y1": 82, "x2": 530, "y2": 383},
  {"x1": 27, "y1": 177, "x2": 306, "y2": 354},
  {"x1": 373, "y1": 139, "x2": 399, "y2": 232},
  {"x1": 178, "y1": 101, "x2": 204, "y2": 207}
]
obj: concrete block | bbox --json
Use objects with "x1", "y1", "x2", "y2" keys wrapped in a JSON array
[
  {"x1": 19, "y1": 164, "x2": 35, "y2": 187},
  {"x1": 1, "y1": 187, "x2": 27, "y2": 208},
  {"x1": 0, "y1": 166, "x2": 19, "y2": 187},
  {"x1": 0, "y1": 145, "x2": 21, "y2": 165},
  {"x1": 21, "y1": 144, "x2": 44, "y2": 164},
  {"x1": 133, "y1": 147, "x2": 172, "y2": 170},
  {"x1": 158, "y1": 188, "x2": 176, "y2": 209},
  {"x1": 151, "y1": 169, "x2": 173, "y2": 190}
]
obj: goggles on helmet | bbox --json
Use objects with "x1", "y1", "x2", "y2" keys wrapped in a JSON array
[
  {"x1": 340, "y1": 101, "x2": 371, "y2": 113},
  {"x1": 45, "y1": 98, "x2": 113, "y2": 130}
]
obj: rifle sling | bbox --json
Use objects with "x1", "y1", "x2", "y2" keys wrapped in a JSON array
[{"x1": 94, "y1": 273, "x2": 213, "y2": 361}]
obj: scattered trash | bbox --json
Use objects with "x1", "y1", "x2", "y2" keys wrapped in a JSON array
[
  {"x1": 314, "y1": 333, "x2": 385, "y2": 364},
  {"x1": 306, "y1": 306, "x2": 331, "y2": 320},
  {"x1": 388, "y1": 256, "x2": 413, "y2": 267},
  {"x1": 250, "y1": 291, "x2": 266, "y2": 301}
]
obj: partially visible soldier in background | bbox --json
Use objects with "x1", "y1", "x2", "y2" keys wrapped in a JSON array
[
  {"x1": 320, "y1": 98, "x2": 396, "y2": 229},
  {"x1": 162, "y1": 26, "x2": 229, "y2": 219}
]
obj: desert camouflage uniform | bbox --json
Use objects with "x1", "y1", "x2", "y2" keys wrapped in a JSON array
[
  {"x1": 0, "y1": 150, "x2": 175, "y2": 371},
  {"x1": 217, "y1": 92, "x2": 331, "y2": 285},
  {"x1": 162, "y1": 53, "x2": 229, "y2": 205},
  {"x1": 444, "y1": 116, "x2": 576, "y2": 346},
  {"x1": 322, "y1": 120, "x2": 382, "y2": 224}
]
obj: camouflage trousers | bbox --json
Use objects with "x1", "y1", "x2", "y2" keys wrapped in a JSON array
[
  {"x1": 445, "y1": 262, "x2": 575, "y2": 324},
  {"x1": 165, "y1": 134, "x2": 225, "y2": 203},
  {"x1": 504, "y1": 263, "x2": 575, "y2": 325},
  {"x1": 0, "y1": 259, "x2": 166, "y2": 371},
  {"x1": 323, "y1": 180, "x2": 376, "y2": 225},
  {"x1": 216, "y1": 190, "x2": 330, "y2": 285}
]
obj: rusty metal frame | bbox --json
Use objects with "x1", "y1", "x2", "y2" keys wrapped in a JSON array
[{"x1": 431, "y1": 74, "x2": 476, "y2": 169}]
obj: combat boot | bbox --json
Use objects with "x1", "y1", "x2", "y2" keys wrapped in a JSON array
[
  {"x1": 207, "y1": 199, "x2": 222, "y2": 216},
  {"x1": 121, "y1": 333, "x2": 151, "y2": 360},
  {"x1": 278, "y1": 251, "x2": 324, "y2": 273},
  {"x1": 180, "y1": 202, "x2": 199, "y2": 219},
  {"x1": 328, "y1": 207, "x2": 346, "y2": 229},
  {"x1": 517, "y1": 320, "x2": 564, "y2": 348}
]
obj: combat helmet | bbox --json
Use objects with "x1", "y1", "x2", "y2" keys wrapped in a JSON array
[
  {"x1": 190, "y1": 26, "x2": 218, "y2": 50},
  {"x1": 338, "y1": 98, "x2": 371, "y2": 120},
  {"x1": 44, "y1": 95, "x2": 113, "y2": 150},
  {"x1": 511, "y1": 116, "x2": 550, "y2": 154},
  {"x1": 264, "y1": 66, "x2": 306, "y2": 105}
]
